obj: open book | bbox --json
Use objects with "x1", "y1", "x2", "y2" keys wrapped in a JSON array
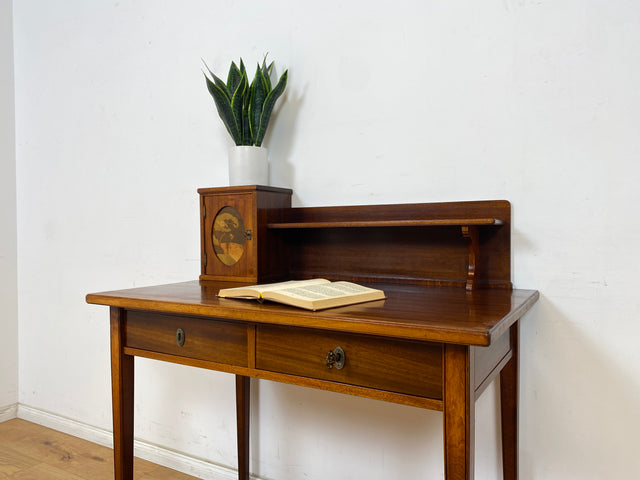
[{"x1": 217, "y1": 279, "x2": 385, "y2": 311}]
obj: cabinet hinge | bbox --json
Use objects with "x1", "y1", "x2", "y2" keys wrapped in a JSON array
[
  {"x1": 202, "y1": 204, "x2": 206, "y2": 219},
  {"x1": 203, "y1": 252, "x2": 207, "y2": 267}
]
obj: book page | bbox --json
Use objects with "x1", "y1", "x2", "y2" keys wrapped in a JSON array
[
  {"x1": 271, "y1": 281, "x2": 378, "y2": 301},
  {"x1": 256, "y1": 278, "x2": 329, "y2": 295},
  {"x1": 218, "y1": 279, "x2": 330, "y2": 299}
]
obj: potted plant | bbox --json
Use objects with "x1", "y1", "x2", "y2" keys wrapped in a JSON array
[{"x1": 204, "y1": 57, "x2": 288, "y2": 186}]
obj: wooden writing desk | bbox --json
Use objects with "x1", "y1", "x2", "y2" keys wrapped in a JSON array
[{"x1": 87, "y1": 196, "x2": 538, "y2": 480}]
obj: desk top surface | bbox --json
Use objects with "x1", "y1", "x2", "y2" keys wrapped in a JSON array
[{"x1": 87, "y1": 281, "x2": 538, "y2": 346}]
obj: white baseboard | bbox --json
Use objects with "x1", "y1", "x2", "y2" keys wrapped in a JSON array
[
  {"x1": 16, "y1": 404, "x2": 244, "y2": 480},
  {"x1": 17, "y1": 404, "x2": 114, "y2": 448},
  {"x1": 0, "y1": 403, "x2": 18, "y2": 422}
]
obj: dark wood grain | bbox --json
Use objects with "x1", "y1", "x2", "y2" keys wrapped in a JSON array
[
  {"x1": 444, "y1": 344, "x2": 475, "y2": 480},
  {"x1": 199, "y1": 185, "x2": 292, "y2": 283},
  {"x1": 199, "y1": 197, "x2": 509, "y2": 288},
  {"x1": 268, "y1": 218, "x2": 503, "y2": 228},
  {"x1": 269, "y1": 200, "x2": 511, "y2": 289},
  {"x1": 473, "y1": 329, "x2": 511, "y2": 394},
  {"x1": 201, "y1": 191, "x2": 256, "y2": 282},
  {"x1": 124, "y1": 311, "x2": 248, "y2": 366},
  {"x1": 88, "y1": 281, "x2": 538, "y2": 346},
  {"x1": 110, "y1": 307, "x2": 134, "y2": 480},
  {"x1": 462, "y1": 225, "x2": 479, "y2": 291},
  {"x1": 121, "y1": 345, "x2": 443, "y2": 410},
  {"x1": 256, "y1": 325, "x2": 443, "y2": 399},
  {"x1": 279, "y1": 200, "x2": 510, "y2": 223},
  {"x1": 235, "y1": 375, "x2": 250, "y2": 480},
  {"x1": 88, "y1": 195, "x2": 538, "y2": 480},
  {"x1": 500, "y1": 323, "x2": 520, "y2": 480}
]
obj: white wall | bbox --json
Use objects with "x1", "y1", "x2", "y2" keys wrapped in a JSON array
[
  {"x1": 0, "y1": 0, "x2": 18, "y2": 414},
  {"x1": 12, "y1": 1, "x2": 640, "y2": 479}
]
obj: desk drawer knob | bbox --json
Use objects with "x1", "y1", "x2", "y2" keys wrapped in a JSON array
[
  {"x1": 176, "y1": 328, "x2": 185, "y2": 347},
  {"x1": 326, "y1": 346, "x2": 346, "y2": 370}
]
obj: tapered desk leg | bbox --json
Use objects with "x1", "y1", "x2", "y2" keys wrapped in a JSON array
[
  {"x1": 236, "y1": 375, "x2": 250, "y2": 480},
  {"x1": 500, "y1": 323, "x2": 520, "y2": 480},
  {"x1": 110, "y1": 307, "x2": 134, "y2": 480},
  {"x1": 443, "y1": 344, "x2": 475, "y2": 480}
]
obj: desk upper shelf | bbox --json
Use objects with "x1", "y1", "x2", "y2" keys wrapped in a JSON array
[
  {"x1": 268, "y1": 218, "x2": 504, "y2": 229},
  {"x1": 268, "y1": 199, "x2": 511, "y2": 291}
]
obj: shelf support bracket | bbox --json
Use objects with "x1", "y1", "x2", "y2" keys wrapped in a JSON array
[{"x1": 462, "y1": 226, "x2": 479, "y2": 291}]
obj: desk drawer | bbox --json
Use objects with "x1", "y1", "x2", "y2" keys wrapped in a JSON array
[
  {"x1": 125, "y1": 311, "x2": 248, "y2": 367},
  {"x1": 256, "y1": 325, "x2": 443, "y2": 399}
]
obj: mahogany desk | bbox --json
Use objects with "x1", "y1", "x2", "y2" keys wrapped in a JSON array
[{"x1": 86, "y1": 198, "x2": 539, "y2": 480}]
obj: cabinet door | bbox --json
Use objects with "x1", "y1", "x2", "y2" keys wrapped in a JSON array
[{"x1": 202, "y1": 192, "x2": 257, "y2": 282}]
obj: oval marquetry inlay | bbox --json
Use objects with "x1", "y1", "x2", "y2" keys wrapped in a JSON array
[{"x1": 212, "y1": 206, "x2": 246, "y2": 266}]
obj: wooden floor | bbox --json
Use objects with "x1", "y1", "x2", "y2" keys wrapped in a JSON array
[{"x1": 0, "y1": 419, "x2": 200, "y2": 479}]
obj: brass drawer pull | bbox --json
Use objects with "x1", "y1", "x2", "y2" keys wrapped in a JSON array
[
  {"x1": 176, "y1": 328, "x2": 185, "y2": 347},
  {"x1": 325, "y1": 346, "x2": 345, "y2": 370}
]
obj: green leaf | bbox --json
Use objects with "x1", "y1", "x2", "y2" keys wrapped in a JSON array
[
  {"x1": 202, "y1": 61, "x2": 231, "y2": 100},
  {"x1": 260, "y1": 67, "x2": 271, "y2": 94},
  {"x1": 236, "y1": 60, "x2": 250, "y2": 143},
  {"x1": 204, "y1": 73, "x2": 241, "y2": 144},
  {"x1": 255, "y1": 70, "x2": 287, "y2": 146},
  {"x1": 242, "y1": 96, "x2": 251, "y2": 145},
  {"x1": 261, "y1": 56, "x2": 272, "y2": 91},
  {"x1": 227, "y1": 61, "x2": 243, "y2": 95},
  {"x1": 230, "y1": 73, "x2": 248, "y2": 142},
  {"x1": 247, "y1": 84, "x2": 257, "y2": 144},
  {"x1": 248, "y1": 64, "x2": 267, "y2": 145}
]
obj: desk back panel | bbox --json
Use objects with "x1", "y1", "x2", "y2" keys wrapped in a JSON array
[{"x1": 275, "y1": 200, "x2": 511, "y2": 288}]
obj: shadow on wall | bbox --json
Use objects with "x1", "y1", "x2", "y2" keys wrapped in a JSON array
[
  {"x1": 263, "y1": 82, "x2": 305, "y2": 192},
  {"x1": 519, "y1": 296, "x2": 640, "y2": 479}
]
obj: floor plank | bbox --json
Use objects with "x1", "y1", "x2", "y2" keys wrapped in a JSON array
[
  {"x1": 0, "y1": 419, "x2": 200, "y2": 480},
  {"x1": 0, "y1": 444, "x2": 40, "y2": 475},
  {"x1": 10, "y1": 463, "x2": 85, "y2": 480}
]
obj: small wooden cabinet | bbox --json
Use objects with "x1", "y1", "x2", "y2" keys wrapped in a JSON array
[{"x1": 198, "y1": 185, "x2": 291, "y2": 283}]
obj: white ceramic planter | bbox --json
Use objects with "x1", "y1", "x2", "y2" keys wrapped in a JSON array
[{"x1": 228, "y1": 146, "x2": 269, "y2": 186}]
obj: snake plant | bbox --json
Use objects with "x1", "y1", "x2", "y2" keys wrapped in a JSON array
[{"x1": 204, "y1": 57, "x2": 288, "y2": 147}]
